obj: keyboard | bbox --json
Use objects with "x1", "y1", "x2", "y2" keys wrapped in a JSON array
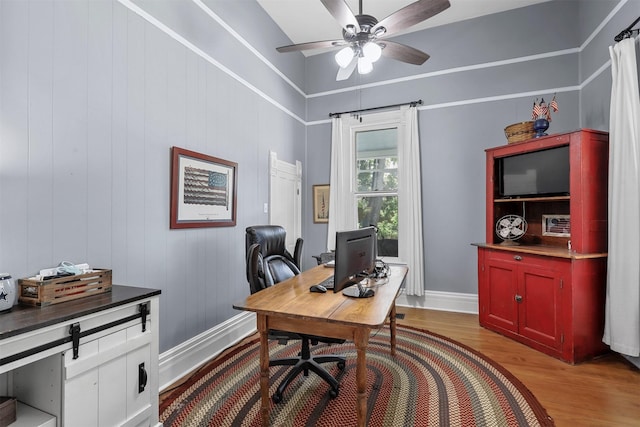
[{"x1": 319, "y1": 275, "x2": 334, "y2": 290}]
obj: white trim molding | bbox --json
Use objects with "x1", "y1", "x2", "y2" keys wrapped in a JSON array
[
  {"x1": 119, "y1": 0, "x2": 620, "y2": 125},
  {"x1": 396, "y1": 289, "x2": 479, "y2": 314},
  {"x1": 158, "y1": 290, "x2": 478, "y2": 391},
  {"x1": 158, "y1": 311, "x2": 257, "y2": 391}
]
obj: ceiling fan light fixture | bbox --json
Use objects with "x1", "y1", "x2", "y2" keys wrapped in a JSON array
[
  {"x1": 276, "y1": 0, "x2": 449, "y2": 81},
  {"x1": 362, "y1": 42, "x2": 382, "y2": 62},
  {"x1": 335, "y1": 46, "x2": 355, "y2": 68},
  {"x1": 357, "y1": 56, "x2": 373, "y2": 74},
  {"x1": 373, "y1": 27, "x2": 386, "y2": 37}
]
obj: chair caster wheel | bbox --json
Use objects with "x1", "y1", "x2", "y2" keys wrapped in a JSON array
[
  {"x1": 329, "y1": 388, "x2": 339, "y2": 399},
  {"x1": 272, "y1": 393, "x2": 283, "y2": 404},
  {"x1": 337, "y1": 361, "x2": 345, "y2": 370}
]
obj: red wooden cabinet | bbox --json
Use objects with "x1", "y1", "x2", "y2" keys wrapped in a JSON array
[
  {"x1": 475, "y1": 129, "x2": 609, "y2": 363},
  {"x1": 480, "y1": 249, "x2": 567, "y2": 358}
]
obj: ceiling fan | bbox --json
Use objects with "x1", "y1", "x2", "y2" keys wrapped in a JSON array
[{"x1": 276, "y1": 0, "x2": 451, "y2": 81}]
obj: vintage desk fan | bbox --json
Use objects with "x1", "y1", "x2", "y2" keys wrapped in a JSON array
[{"x1": 495, "y1": 214, "x2": 527, "y2": 245}]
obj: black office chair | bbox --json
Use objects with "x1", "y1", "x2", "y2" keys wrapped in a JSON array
[{"x1": 245, "y1": 225, "x2": 345, "y2": 403}]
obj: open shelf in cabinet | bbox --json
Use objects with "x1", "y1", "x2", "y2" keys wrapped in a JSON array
[
  {"x1": 491, "y1": 197, "x2": 571, "y2": 247},
  {"x1": 494, "y1": 195, "x2": 570, "y2": 203},
  {"x1": 486, "y1": 129, "x2": 608, "y2": 254}
]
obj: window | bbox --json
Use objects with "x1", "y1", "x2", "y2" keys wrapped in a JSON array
[
  {"x1": 329, "y1": 106, "x2": 423, "y2": 294},
  {"x1": 355, "y1": 127, "x2": 399, "y2": 257}
]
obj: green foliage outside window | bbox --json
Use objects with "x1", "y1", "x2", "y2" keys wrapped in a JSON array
[{"x1": 357, "y1": 157, "x2": 399, "y2": 243}]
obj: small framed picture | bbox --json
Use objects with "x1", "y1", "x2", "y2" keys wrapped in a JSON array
[
  {"x1": 170, "y1": 146, "x2": 238, "y2": 229},
  {"x1": 313, "y1": 184, "x2": 330, "y2": 223},
  {"x1": 542, "y1": 214, "x2": 570, "y2": 237}
]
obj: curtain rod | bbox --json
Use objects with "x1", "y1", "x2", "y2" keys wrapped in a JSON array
[
  {"x1": 614, "y1": 16, "x2": 640, "y2": 42},
  {"x1": 328, "y1": 100, "x2": 422, "y2": 118}
]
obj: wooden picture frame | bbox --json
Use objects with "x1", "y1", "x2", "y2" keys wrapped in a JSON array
[
  {"x1": 542, "y1": 214, "x2": 570, "y2": 237},
  {"x1": 313, "y1": 184, "x2": 330, "y2": 223},
  {"x1": 170, "y1": 146, "x2": 237, "y2": 229}
]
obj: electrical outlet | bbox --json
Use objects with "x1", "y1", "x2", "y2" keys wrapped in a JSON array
[{"x1": 263, "y1": 203, "x2": 268, "y2": 213}]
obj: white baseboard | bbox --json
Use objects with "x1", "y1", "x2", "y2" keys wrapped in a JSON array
[
  {"x1": 158, "y1": 291, "x2": 478, "y2": 392},
  {"x1": 623, "y1": 354, "x2": 640, "y2": 369},
  {"x1": 395, "y1": 289, "x2": 479, "y2": 314},
  {"x1": 158, "y1": 311, "x2": 257, "y2": 391}
]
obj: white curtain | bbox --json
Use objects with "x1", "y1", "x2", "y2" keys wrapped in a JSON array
[
  {"x1": 327, "y1": 116, "x2": 356, "y2": 251},
  {"x1": 603, "y1": 37, "x2": 640, "y2": 357},
  {"x1": 327, "y1": 107, "x2": 425, "y2": 296},
  {"x1": 398, "y1": 106, "x2": 425, "y2": 296}
]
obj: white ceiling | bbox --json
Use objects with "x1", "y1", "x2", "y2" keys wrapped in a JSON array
[{"x1": 258, "y1": 0, "x2": 551, "y2": 54}]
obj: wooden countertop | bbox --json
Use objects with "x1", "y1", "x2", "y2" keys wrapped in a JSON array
[
  {"x1": 472, "y1": 242, "x2": 607, "y2": 259},
  {"x1": 0, "y1": 285, "x2": 161, "y2": 340}
]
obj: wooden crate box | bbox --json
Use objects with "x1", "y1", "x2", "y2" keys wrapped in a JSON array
[{"x1": 18, "y1": 269, "x2": 112, "y2": 307}]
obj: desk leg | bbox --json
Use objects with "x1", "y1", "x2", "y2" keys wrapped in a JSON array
[
  {"x1": 257, "y1": 314, "x2": 270, "y2": 426},
  {"x1": 354, "y1": 328, "x2": 370, "y2": 427},
  {"x1": 389, "y1": 302, "x2": 397, "y2": 356}
]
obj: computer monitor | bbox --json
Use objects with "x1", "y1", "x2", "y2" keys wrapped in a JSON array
[{"x1": 333, "y1": 226, "x2": 377, "y2": 298}]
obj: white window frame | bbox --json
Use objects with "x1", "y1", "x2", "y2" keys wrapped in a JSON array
[{"x1": 345, "y1": 111, "x2": 402, "y2": 261}]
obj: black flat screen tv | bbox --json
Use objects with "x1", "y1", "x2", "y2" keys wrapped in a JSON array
[
  {"x1": 333, "y1": 226, "x2": 376, "y2": 298},
  {"x1": 498, "y1": 145, "x2": 570, "y2": 198}
]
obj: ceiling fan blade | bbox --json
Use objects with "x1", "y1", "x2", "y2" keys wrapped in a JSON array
[
  {"x1": 336, "y1": 57, "x2": 357, "y2": 81},
  {"x1": 320, "y1": 0, "x2": 360, "y2": 33},
  {"x1": 372, "y1": 0, "x2": 451, "y2": 38},
  {"x1": 276, "y1": 39, "x2": 345, "y2": 53},
  {"x1": 380, "y1": 41, "x2": 430, "y2": 65}
]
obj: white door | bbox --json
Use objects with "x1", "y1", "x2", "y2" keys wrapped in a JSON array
[{"x1": 269, "y1": 151, "x2": 302, "y2": 255}]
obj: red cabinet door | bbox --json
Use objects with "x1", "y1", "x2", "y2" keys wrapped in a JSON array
[
  {"x1": 518, "y1": 264, "x2": 565, "y2": 351},
  {"x1": 481, "y1": 258, "x2": 519, "y2": 334},
  {"x1": 479, "y1": 249, "x2": 567, "y2": 356}
]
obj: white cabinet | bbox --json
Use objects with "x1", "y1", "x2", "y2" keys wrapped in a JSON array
[
  {"x1": 62, "y1": 324, "x2": 153, "y2": 426},
  {"x1": 1, "y1": 286, "x2": 160, "y2": 427}
]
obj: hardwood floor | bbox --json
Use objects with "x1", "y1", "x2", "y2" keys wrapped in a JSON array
[
  {"x1": 162, "y1": 308, "x2": 640, "y2": 426},
  {"x1": 396, "y1": 307, "x2": 640, "y2": 427}
]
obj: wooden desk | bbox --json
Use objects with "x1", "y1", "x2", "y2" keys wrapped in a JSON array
[{"x1": 234, "y1": 264, "x2": 408, "y2": 427}]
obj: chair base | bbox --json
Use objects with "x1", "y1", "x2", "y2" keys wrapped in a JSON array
[{"x1": 269, "y1": 338, "x2": 346, "y2": 404}]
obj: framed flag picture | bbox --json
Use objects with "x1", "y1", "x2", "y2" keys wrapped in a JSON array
[
  {"x1": 313, "y1": 184, "x2": 330, "y2": 223},
  {"x1": 542, "y1": 214, "x2": 570, "y2": 237},
  {"x1": 170, "y1": 146, "x2": 237, "y2": 229}
]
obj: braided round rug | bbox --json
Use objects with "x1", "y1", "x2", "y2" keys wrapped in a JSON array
[{"x1": 160, "y1": 325, "x2": 554, "y2": 426}]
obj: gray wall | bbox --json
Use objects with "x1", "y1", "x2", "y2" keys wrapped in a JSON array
[
  {"x1": 0, "y1": 0, "x2": 306, "y2": 353},
  {"x1": 303, "y1": 0, "x2": 637, "y2": 293},
  {"x1": 0, "y1": 0, "x2": 635, "y2": 354},
  {"x1": 578, "y1": 0, "x2": 638, "y2": 129}
]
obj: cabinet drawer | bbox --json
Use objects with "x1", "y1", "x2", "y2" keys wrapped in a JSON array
[{"x1": 483, "y1": 249, "x2": 568, "y2": 271}]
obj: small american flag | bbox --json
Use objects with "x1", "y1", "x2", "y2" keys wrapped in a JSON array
[
  {"x1": 531, "y1": 95, "x2": 559, "y2": 121},
  {"x1": 532, "y1": 100, "x2": 543, "y2": 119},
  {"x1": 540, "y1": 98, "x2": 551, "y2": 121}
]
